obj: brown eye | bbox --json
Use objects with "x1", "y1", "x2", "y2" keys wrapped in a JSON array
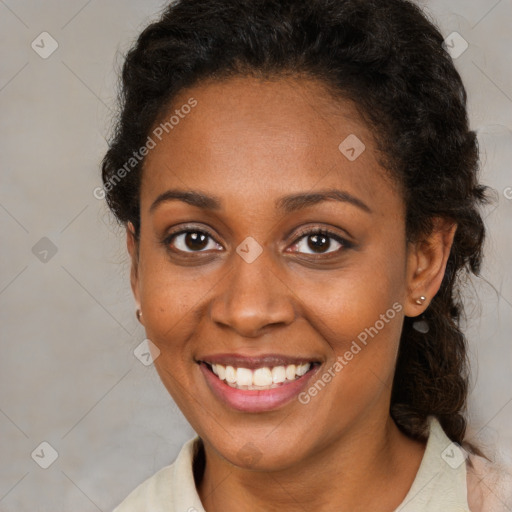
[
  {"x1": 166, "y1": 229, "x2": 222, "y2": 253},
  {"x1": 289, "y1": 229, "x2": 351, "y2": 256},
  {"x1": 305, "y1": 233, "x2": 332, "y2": 253}
]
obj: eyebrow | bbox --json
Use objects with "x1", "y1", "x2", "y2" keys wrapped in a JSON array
[
  {"x1": 276, "y1": 189, "x2": 372, "y2": 214},
  {"x1": 149, "y1": 188, "x2": 372, "y2": 214}
]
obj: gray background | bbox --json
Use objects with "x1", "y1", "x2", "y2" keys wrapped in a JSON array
[{"x1": 0, "y1": 0, "x2": 511, "y2": 510}]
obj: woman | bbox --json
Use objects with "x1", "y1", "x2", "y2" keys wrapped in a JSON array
[{"x1": 102, "y1": 0, "x2": 512, "y2": 510}]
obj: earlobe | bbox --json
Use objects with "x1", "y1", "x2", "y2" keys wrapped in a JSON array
[{"x1": 404, "y1": 218, "x2": 457, "y2": 317}]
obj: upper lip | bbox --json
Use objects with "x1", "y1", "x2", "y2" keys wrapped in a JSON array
[{"x1": 197, "y1": 353, "x2": 321, "y2": 369}]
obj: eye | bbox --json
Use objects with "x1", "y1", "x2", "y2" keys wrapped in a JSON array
[
  {"x1": 162, "y1": 225, "x2": 352, "y2": 257},
  {"x1": 164, "y1": 227, "x2": 222, "y2": 254},
  {"x1": 288, "y1": 228, "x2": 352, "y2": 256}
]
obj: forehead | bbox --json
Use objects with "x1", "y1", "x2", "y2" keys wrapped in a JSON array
[{"x1": 140, "y1": 75, "x2": 402, "y2": 217}]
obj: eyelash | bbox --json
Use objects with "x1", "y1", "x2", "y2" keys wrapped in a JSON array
[{"x1": 162, "y1": 224, "x2": 353, "y2": 258}]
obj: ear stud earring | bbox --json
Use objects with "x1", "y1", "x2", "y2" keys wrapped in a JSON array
[
  {"x1": 136, "y1": 308, "x2": 143, "y2": 322},
  {"x1": 412, "y1": 296, "x2": 429, "y2": 333}
]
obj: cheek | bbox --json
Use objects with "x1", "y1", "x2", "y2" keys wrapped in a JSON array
[
  {"x1": 286, "y1": 251, "x2": 406, "y2": 394},
  {"x1": 137, "y1": 246, "x2": 202, "y2": 353},
  {"x1": 305, "y1": 287, "x2": 403, "y2": 389},
  {"x1": 295, "y1": 285, "x2": 404, "y2": 427},
  {"x1": 288, "y1": 249, "x2": 406, "y2": 345}
]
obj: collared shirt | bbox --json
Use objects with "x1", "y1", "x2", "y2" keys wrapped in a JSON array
[{"x1": 112, "y1": 417, "x2": 512, "y2": 511}]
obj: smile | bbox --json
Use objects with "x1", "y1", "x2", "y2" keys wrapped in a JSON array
[
  {"x1": 206, "y1": 362, "x2": 311, "y2": 390},
  {"x1": 197, "y1": 355, "x2": 321, "y2": 412}
]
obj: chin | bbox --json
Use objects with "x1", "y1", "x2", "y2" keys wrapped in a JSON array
[{"x1": 199, "y1": 425, "x2": 317, "y2": 472}]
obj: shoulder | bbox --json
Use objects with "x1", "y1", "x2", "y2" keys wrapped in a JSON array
[
  {"x1": 466, "y1": 451, "x2": 512, "y2": 512},
  {"x1": 111, "y1": 436, "x2": 204, "y2": 512},
  {"x1": 112, "y1": 463, "x2": 175, "y2": 512}
]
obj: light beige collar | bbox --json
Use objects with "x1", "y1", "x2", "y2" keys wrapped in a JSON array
[
  {"x1": 150, "y1": 416, "x2": 470, "y2": 512},
  {"x1": 394, "y1": 415, "x2": 470, "y2": 511}
]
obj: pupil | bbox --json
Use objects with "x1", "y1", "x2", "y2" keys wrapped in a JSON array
[
  {"x1": 186, "y1": 232, "x2": 208, "y2": 251},
  {"x1": 308, "y1": 234, "x2": 329, "y2": 253}
]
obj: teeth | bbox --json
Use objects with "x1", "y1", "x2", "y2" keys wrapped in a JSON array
[
  {"x1": 207, "y1": 362, "x2": 312, "y2": 389},
  {"x1": 253, "y1": 367, "x2": 273, "y2": 386},
  {"x1": 215, "y1": 364, "x2": 226, "y2": 380},
  {"x1": 271, "y1": 366, "x2": 286, "y2": 383},
  {"x1": 236, "y1": 368, "x2": 253, "y2": 386},
  {"x1": 285, "y1": 364, "x2": 296, "y2": 380},
  {"x1": 225, "y1": 365, "x2": 236, "y2": 383},
  {"x1": 296, "y1": 363, "x2": 309, "y2": 376}
]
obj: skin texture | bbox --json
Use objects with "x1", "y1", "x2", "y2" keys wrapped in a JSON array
[{"x1": 127, "y1": 76, "x2": 457, "y2": 511}]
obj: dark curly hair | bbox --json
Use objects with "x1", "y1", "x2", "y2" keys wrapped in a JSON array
[{"x1": 101, "y1": 0, "x2": 490, "y2": 451}]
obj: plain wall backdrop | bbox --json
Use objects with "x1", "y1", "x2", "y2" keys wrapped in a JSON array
[{"x1": 1, "y1": 0, "x2": 511, "y2": 510}]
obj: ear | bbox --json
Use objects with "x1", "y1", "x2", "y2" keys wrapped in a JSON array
[
  {"x1": 126, "y1": 222, "x2": 142, "y2": 319},
  {"x1": 404, "y1": 217, "x2": 457, "y2": 317}
]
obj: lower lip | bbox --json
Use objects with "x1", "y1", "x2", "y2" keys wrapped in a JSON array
[{"x1": 199, "y1": 363, "x2": 319, "y2": 413}]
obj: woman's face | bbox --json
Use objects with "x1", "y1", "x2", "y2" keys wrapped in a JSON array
[{"x1": 129, "y1": 76, "x2": 427, "y2": 470}]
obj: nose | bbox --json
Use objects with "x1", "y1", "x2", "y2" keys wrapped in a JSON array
[{"x1": 209, "y1": 247, "x2": 296, "y2": 338}]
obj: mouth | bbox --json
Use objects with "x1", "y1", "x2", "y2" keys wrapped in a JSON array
[{"x1": 197, "y1": 354, "x2": 321, "y2": 412}]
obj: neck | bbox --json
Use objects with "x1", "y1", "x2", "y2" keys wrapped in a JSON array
[{"x1": 197, "y1": 415, "x2": 426, "y2": 512}]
